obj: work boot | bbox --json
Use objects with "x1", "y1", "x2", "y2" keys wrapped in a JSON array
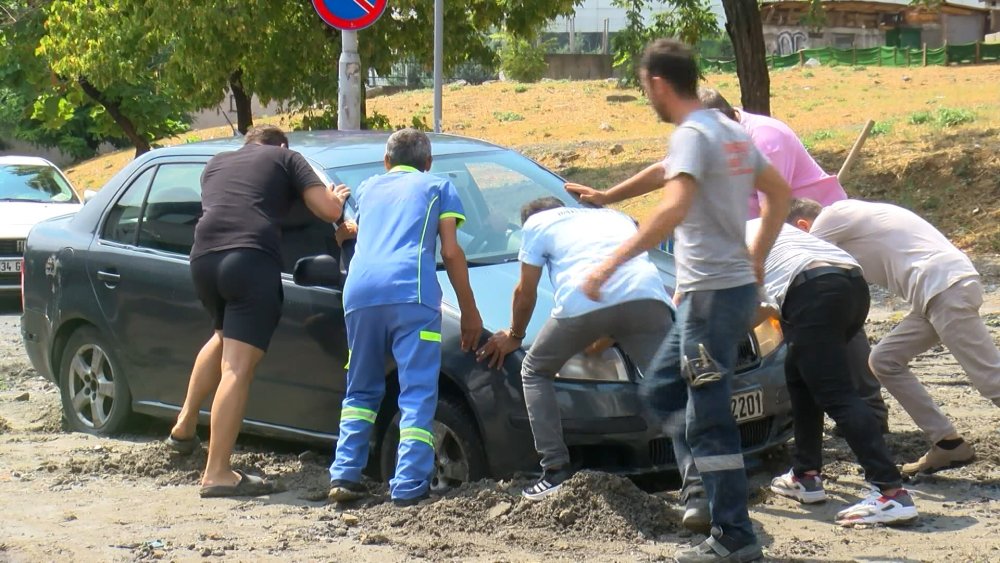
[
  {"x1": 901, "y1": 441, "x2": 975, "y2": 476},
  {"x1": 328, "y1": 479, "x2": 368, "y2": 503},
  {"x1": 682, "y1": 494, "x2": 711, "y2": 535}
]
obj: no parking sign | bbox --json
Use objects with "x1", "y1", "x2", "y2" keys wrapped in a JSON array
[{"x1": 311, "y1": 0, "x2": 388, "y2": 31}]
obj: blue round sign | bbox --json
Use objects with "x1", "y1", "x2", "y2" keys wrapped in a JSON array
[{"x1": 312, "y1": 0, "x2": 388, "y2": 31}]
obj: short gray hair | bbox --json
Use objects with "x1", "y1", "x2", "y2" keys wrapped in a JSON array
[
  {"x1": 698, "y1": 87, "x2": 736, "y2": 121},
  {"x1": 386, "y1": 128, "x2": 432, "y2": 171},
  {"x1": 787, "y1": 198, "x2": 823, "y2": 224}
]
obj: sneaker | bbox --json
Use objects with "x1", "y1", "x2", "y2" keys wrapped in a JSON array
[
  {"x1": 674, "y1": 534, "x2": 763, "y2": 563},
  {"x1": 682, "y1": 495, "x2": 711, "y2": 535},
  {"x1": 770, "y1": 469, "x2": 826, "y2": 504},
  {"x1": 521, "y1": 467, "x2": 574, "y2": 501},
  {"x1": 900, "y1": 442, "x2": 975, "y2": 476},
  {"x1": 835, "y1": 488, "x2": 918, "y2": 527},
  {"x1": 327, "y1": 479, "x2": 368, "y2": 503}
]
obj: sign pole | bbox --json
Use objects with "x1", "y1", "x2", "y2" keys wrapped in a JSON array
[
  {"x1": 433, "y1": 0, "x2": 443, "y2": 133},
  {"x1": 338, "y1": 30, "x2": 361, "y2": 131}
]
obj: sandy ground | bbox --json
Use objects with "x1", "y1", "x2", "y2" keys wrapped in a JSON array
[{"x1": 1, "y1": 275, "x2": 999, "y2": 562}]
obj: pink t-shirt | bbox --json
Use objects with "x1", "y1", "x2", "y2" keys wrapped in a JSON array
[{"x1": 739, "y1": 111, "x2": 847, "y2": 218}]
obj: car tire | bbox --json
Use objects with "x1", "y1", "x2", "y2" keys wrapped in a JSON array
[
  {"x1": 58, "y1": 326, "x2": 133, "y2": 435},
  {"x1": 378, "y1": 397, "x2": 488, "y2": 491}
]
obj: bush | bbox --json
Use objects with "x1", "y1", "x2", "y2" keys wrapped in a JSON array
[
  {"x1": 934, "y1": 108, "x2": 975, "y2": 128},
  {"x1": 296, "y1": 105, "x2": 338, "y2": 131},
  {"x1": 514, "y1": 84, "x2": 528, "y2": 94},
  {"x1": 493, "y1": 111, "x2": 524, "y2": 123},
  {"x1": 364, "y1": 111, "x2": 393, "y2": 131},
  {"x1": 451, "y1": 61, "x2": 497, "y2": 85},
  {"x1": 496, "y1": 34, "x2": 549, "y2": 83},
  {"x1": 908, "y1": 111, "x2": 932, "y2": 125},
  {"x1": 870, "y1": 120, "x2": 893, "y2": 137}
]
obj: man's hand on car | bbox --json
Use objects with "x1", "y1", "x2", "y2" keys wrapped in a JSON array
[
  {"x1": 330, "y1": 184, "x2": 351, "y2": 205},
  {"x1": 335, "y1": 220, "x2": 358, "y2": 247},
  {"x1": 476, "y1": 329, "x2": 521, "y2": 370},
  {"x1": 565, "y1": 183, "x2": 608, "y2": 205}
]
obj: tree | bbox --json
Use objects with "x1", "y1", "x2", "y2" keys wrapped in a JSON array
[
  {"x1": 37, "y1": 0, "x2": 191, "y2": 156},
  {"x1": 721, "y1": 0, "x2": 771, "y2": 115},
  {"x1": 611, "y1": 0, "x2": 720, "y2": 85}
]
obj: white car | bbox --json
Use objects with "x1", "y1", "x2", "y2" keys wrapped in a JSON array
[{"x1": 0, "y1": 156, "x2": 83, "y2": 295}]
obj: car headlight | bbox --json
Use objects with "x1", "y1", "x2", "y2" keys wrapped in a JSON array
[
  {"x1": 753, "y1": 314, "x2": 783, "y2": 358},
  {"x1": 555, "y1": 346, "x2": 630, "y2": 382}
]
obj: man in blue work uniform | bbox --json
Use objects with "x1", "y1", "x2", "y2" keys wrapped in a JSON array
[{"x1": 327, "y1": 128, "x2": 483, "y2": 507}]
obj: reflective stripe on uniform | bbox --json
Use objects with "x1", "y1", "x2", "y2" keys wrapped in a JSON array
[
  {"x1": 439, "y1": 211, "x2": 466, "y2": 228},
  {"x1": 419, "y1": 330, "x2": 442, "y2": 342},
  {"x1": 693, "y1": 453, "x2": 744, "y2": 472},
  {"x1": 399, "y1": 426, "x2": 434, "y2": 448},
  {"x1": 416, "y1": 195, "x2": 440, "y2": 305},
  {"x1": 344, "y1": 349, "x2": 351, "y2": 369},
  {"x1": 341, "y1": 406, "x2": 377, "y2": 424}
]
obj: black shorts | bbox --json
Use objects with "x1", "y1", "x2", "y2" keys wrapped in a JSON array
[{"x1": 190, "y1": 248, "x2": 283, "y2": 351}]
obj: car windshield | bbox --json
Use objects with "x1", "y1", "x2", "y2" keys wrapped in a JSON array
[
  {"x1": 0, "y1": 164, "x2": 79, "y2": 203},
  {"x1": 327, "y1": 149, "x2": 584, "y2": 264}
]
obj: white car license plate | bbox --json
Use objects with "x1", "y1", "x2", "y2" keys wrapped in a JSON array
[
  {"x1": 731, "y1": 389, "x2": 765, "y2": 423},
  {"x1": 0, "y1": 260, "x2": 21, "y2": 274}
]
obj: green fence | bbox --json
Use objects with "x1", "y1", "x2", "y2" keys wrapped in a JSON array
[{"x1": 702, "y1": 42, "x2": 1000, "y2": 72}]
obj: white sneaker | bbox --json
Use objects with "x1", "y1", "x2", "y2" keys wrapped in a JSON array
[
  {"x1": 770, "y1": 469, "x2": 826, "y2": 504},
  {"x1": 836, "y1": 488, "x2": 918, "y2": 527}
]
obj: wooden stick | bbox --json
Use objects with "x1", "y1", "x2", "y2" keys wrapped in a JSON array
[{"x1": 838, "y1": 119, "x2": 876, "y2": 182}]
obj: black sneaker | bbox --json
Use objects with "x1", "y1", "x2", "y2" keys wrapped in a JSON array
[
  {"x1": 522, "y1": 468, "x2": 574, "y2": 501},
  {"x1": 328, "y1": 479, "x2": 368, "y2": 503},
  {"x1": 674, "y1": 533, "x2": 763, "y2": 563},
  {"x1": 392, "y1": 491, "x2": 430, "y2": 508}
]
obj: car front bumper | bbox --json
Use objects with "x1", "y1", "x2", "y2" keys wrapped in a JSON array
[{"x1": 504, "y1": 346, "x2": 793, "y2": 476}]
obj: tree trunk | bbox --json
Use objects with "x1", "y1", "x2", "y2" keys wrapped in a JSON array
[
  {"x1": 77, "y1": 77, "x2": 151, "y2": 157},
  {"x1": 229, "y1": 69, "x2": 253, "y2": 134},
  {"x1": 722, "y1": 0, "x2": 771, "y2": 116}
]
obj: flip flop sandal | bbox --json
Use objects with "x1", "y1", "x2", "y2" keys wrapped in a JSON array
[
  {"x1": 199, "y1": 470, "x2": 274, "y2": 498},
  {"x1": 165, "y1": 433, "x2": 201, "y2": 455}
]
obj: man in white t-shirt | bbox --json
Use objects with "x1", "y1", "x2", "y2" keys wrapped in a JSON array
[
  {"x1": 789, "y1": 198, "x2": 1000, "y2": 475},
  {"x1": 476, "y1": 197, "x2": 672, "y2": 501},
  {"x1": 747, "y1": 219, "x2": 917, "y2": 527}
]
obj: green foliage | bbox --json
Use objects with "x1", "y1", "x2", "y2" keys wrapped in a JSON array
[
  {"x1": 611, "y1": 0, "x2": 720, "y2": 85},
  {"x1": 493, "y1": 111, "x2": 525, "y2": 122},
  {"x1": 365, "y1": 111, "x2": 394, "y2": 131},
  {"x1": 410, "y1": 115, "x2": 432, "y2": 132},
  {"x1": 908, "y1": 111, "x2": 932, "y2": 125},
  {"x1": 870, "y1": 120, "x2": 893, "y2": 136},
  {"x1": 934, "y1": 108, "x2": 975, "y2": 128},
  {"x1": 802, "y1": 71, "x2": 815, "y2": 78},
  {"x1": 296, "y1": 106, "x2": 339, "y2": 131},
  {"x1": 514, "y1": 84, "x2": 529, "y2": 93},
  {"x1": 495, "y1": 33, "x2": 550, "y2": 83}
]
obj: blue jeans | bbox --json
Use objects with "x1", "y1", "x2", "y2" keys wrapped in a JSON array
[{"x1": 640, "y1": 283, "x2": 758, "y2": 547}]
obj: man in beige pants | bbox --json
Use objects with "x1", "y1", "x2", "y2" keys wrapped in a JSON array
[{"x1": 788, "y1": 198, "x2": 1000, "y2": 475}]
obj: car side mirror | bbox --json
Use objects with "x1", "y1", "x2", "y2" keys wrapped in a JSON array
[
  {"x1": 83, "y1": 189, "x2": 99, "y2": 203},
  {"x1": 293, "y1": 254, "x2": 342, "y2": 288}
]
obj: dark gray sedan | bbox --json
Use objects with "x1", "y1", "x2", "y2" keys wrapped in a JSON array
[{"x1": 20, "y1": 131, "x2": 792, "y2": 488}]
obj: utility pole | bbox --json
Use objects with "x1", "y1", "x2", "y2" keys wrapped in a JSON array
[
  {"x1": 434, "y1": 0, "x2": 444, "y2": 133},
  {"x1": 338, "y1": 30, "x2": 361, "y2": 131}
]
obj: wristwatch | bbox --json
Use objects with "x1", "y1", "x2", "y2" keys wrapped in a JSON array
[{"x1": 509, "y1": 327, "x2": 525, "y2": 340}]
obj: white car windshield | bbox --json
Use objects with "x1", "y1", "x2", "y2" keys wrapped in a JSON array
[
  {"x1": 0, "y1": 164, "x2": 79, "y2": 204},
  {"x1": 327, "y1": 150, "x2": 584, "y2": 264}
]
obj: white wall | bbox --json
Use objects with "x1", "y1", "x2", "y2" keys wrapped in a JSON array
[{"x1": 547, "y1": 0, "x2": 726, "y2": 33}]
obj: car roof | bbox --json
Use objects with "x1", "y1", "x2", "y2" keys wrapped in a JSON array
[
  {"x1": 154, "y1": 131, "x2": 506, "y2": 168},
  {"x1": 0, "y1": 155, "x2": 59, "y2": 167}
]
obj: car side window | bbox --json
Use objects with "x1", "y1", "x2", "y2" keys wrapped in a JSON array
[
  {"x1": 464, "y1": 162, "x2": 536, "y2": 227},
  {"x1": 101, "y1": 167, "x2": 155, "y2": 245},
  {"x1": 137, "y1": 163, "x2": 206, "y2": 255}
]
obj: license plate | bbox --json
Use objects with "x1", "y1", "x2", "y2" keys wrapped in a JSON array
[
  {"x1": 731, "y1": 389, "x2": 765, "y2": 423},
  {"x1": 0, "y1": 260, "x2": 20, "y2": 274}
]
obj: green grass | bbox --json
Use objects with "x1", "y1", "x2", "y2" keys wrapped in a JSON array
[
  {"x1": 870, "y1": 120, "x2": 893, "y2": 136},
  {"x1": 802, "y1": 71, "x2": 815, "y2": 78},
  {"x1": 493, "y1": 111, "x2": 525, "y2": 122},
  {"x1": 935, "y1": 108, "x2": 975, "y2": 128},
  {"x1": 908, "y1": 111, "x2": 932, "y2": 125},
  {"x1": 514, "y1": 84, "x2": 528, "y2": 94}
]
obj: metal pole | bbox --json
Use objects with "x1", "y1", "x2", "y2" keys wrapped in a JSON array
[
  {"x1": 434, "y1": 0, "x2": 443, "y2": 133},
  {"x1": 338, "y1": 30, "x2": 361, "y2": 131}
]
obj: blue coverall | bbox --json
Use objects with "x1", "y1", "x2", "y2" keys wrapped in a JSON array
[{"x1": 328, "y1": 165, "x2": 465, "y2": 501}]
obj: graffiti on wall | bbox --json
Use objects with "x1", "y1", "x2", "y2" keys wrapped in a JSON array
[{"x1": 776, "y1": 30, "x2": 808, "y2": 55}]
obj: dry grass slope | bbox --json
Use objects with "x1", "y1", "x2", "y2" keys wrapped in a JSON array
[{"x1": 66, "y1": 64, "x2": 1000, "y2": 251}]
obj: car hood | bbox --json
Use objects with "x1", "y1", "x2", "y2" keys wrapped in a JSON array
[
  {"x1": 438, "y1": 258, "x2": 676, "y2": 345},
  {"x1": 0, "y1": 202, "x2": 82, "y2": 238}
]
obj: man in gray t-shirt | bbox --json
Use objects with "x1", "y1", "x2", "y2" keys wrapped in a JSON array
[{"x1": 579, "y1": 40, "x2": 791, "y2": 563}]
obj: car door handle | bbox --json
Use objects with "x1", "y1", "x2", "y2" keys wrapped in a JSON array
[{"x1": 97, "y1": 269, "x2": 121, "y2": 287}]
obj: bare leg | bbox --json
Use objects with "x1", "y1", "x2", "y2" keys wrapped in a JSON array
[
  {"x1": 202, "y1": 338, "x2": 265, "y2": 487},
  {"x1": 171, "y1": 331, "x2": 223, "y2": 439}
]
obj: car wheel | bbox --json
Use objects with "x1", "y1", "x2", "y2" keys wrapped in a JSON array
[
  {"x1": 379, "y1": 397, "x2": 488, "y2": 491},
  {"x1": 58, "y1": 326, "x2": 133, "y2": 435}
]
